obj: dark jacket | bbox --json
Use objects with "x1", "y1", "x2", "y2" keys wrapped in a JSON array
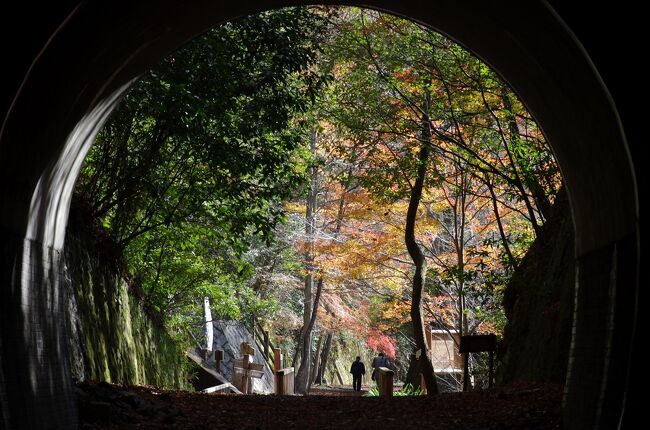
[
  {"x1": 350, "y1": 361, "x2": 366, "y2": 376},
  {"x1": 372, "y1": 355, "x2": 389, "y2": 370},
  {"x1": 371, "y1": 355, "x2": 390, "y2": 380}
]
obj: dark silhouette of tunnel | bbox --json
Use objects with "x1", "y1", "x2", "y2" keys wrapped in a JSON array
[{"x1": 0, "y1": 1, "x2": 641, "y2": 429}]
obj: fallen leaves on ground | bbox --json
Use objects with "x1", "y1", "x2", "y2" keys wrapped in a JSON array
[{"x1": 77, "y1": 380, "x2": 561, "y2": 429}]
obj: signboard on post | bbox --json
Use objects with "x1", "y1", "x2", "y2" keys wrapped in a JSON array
[
  {"x1": 232, "y1": 342, "x2": 264, "y2": 394},
  {"x1": 459, "y1": 334, "x2": 497, "y2": 354},
  {"x1": 459, "y1": 334, "x2": 497, "y2": 391},
  {"x1": 430, "y1": 329, "x2": 463, "y2": 372},
  {"x1": 233, "y1": 356, "x2": 264, "y2": 394},
  {"x1": 422, "y1": 328, "x2": 463, "y2": 393}
]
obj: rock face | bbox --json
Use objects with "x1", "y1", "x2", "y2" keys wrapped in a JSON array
[
  {"x1": 204, "y1": 320, "x2": 274, "y2": 394},
  {"x1": 63, "y1": 202, "x2": 188, "y2": 389},
  {"x1": 498, "y1": 190, "x2": 575, "y2": 384}
]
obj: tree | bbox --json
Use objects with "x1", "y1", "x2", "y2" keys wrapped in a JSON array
[
  {"x1": 79, "y1": 5, "x2": 564, "y2": 392},
  {"x1": 75, "y1": 7, "x2": 332, "y2": 336},
  {"x1": 294, "y1": 127, "x2": 321, "y2": 393},
  {"x1": 319, "y1": 8, "x2": 560, "y2": 389}
]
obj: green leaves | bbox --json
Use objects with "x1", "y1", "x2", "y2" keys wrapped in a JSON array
[
  {"x1": 76, "y1": 7, "x2": 332, "y2": 337},
  {"x1": 363, "y1": 382, "x2": 425, "y2": 396}
]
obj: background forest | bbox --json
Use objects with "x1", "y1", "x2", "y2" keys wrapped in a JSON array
[{"x1": 74, "y1": 6, "x2": 561, "y2": 393}]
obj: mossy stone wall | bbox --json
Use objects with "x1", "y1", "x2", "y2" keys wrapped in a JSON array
[{"x1": 64, "y1": 230, "x2": 189, "y2": 389}]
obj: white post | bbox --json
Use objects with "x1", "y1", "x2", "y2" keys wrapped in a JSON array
[{"x1": 204, "y1": 297, "x2": 213, "y2": 352}]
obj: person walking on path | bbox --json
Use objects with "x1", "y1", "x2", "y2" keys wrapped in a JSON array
[
  {"x1": 371, "y1": 352, "x2": 390, "y2": 384},
  {"x1": 350, "y1": 356, "x2": 366, "y2": 391}
]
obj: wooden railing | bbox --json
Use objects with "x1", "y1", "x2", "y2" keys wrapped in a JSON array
[
  {"x1": 377, "y1": 367, "x2": 394, "y2": 396},
  {"x1": 275, "y1": 367, "x2": 295, "y2": 395},
  {"x1": 253, "y1": 318, "x2": 275, "y2": 368},
  {"x1": 252, "y1": 322, "x2": 296, "y2": 396},
  {"x1": 273, "y1": 347, "x2": 295, "y2": 395}
]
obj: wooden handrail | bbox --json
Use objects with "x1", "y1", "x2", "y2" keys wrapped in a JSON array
[
  {"x1": 378, "y1": 367, "x2": 394, "y2": 397},
  {"x1": 275, "y1": 367, "x2": 295, "y2": 395}
]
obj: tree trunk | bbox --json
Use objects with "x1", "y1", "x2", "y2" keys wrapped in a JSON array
[
  {"x1": 460, "y1": 174, "x2": 468, "y2": 336},
  {"x1": 454, "y1": 169, "x2": 468, "y2": 337},
  {"x1": 296, "y1": 127, "x2": 318, "y2": 392},
  {"x1": 404, "y1": 353, "x2": 423, "y2": 389},
  {"x1": 295, "y1": 278, "x2": 323, "y2": 394},
  {"x1": 334, "y1": 358, "x2": 344, "y2": 385},
  {"x1": 485, "y1": 176, "x2": 517, "y2": 270},
  {"x1": 291, "y1": 330, "x2": 302, "y2": 368},
  {"x1": 309, "y1": 334, "x2": 324, "y2": 387},
  {"x1": 405, "y1": 115, "x2": 438, "y2": 396},
  {"x1": 315, "y1": 332, "x2": 333, "y2": 385}
]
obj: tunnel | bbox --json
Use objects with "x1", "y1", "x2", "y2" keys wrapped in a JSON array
[{"x1": 0, "y1": 1, "x2": 641, "y2": 428}]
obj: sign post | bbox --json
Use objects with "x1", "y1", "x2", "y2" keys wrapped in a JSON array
[
  {"x1": 232, "y1": 342, "x2": 264, "y2": 394},
  {"x1": 458, "y1": 334, "x2": 497, "y2": 391}
]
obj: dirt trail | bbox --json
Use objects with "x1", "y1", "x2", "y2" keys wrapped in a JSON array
[{"x1": 78, "y1": 380, "x2": 561, "y2": 429}]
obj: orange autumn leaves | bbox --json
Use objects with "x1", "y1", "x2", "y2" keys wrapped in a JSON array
[{"x1": 273, "y1": 8, "x2": 559, "y2": 358}]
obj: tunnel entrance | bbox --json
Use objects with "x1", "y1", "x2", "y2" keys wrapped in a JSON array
[{"x1": 0, "y1": 1, "x2": 639, "y2": 429}]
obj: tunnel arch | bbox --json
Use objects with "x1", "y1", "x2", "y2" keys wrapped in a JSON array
[{"x1": 0, "y1": 1, "x2": 639, "y2": 429}]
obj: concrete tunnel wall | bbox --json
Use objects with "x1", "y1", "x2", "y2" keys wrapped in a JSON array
[{"x1": 0, "y1": 1, "x2": 640, "y2": 429}]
